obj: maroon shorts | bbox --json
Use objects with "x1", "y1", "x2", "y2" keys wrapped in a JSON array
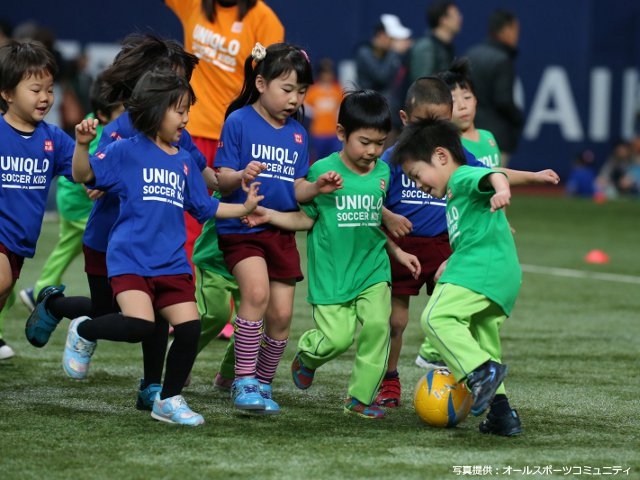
[
  {"x1": 110, "y1": 273, "x2": 195, "y2": 310},
  {"x1": 218, "y1": 229, "x2": 303, "y2": 282},
  {"x1": 0, "y1": 243, "x2": 25, "y2": 280},
  {"x1": 83, "y1": 244, "x2": 108, "y2": 277},
  {"x1": 389, "y1": 233, "x2": 452, "y2": 296}
]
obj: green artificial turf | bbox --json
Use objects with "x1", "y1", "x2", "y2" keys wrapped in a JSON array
[{"x1": 0, "y1": 195, "x2": 638, "y2": 479}]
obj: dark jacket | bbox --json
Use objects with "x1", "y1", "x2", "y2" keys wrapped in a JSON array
[
  {"x1": 409, "y1": 33, "x2": 454, "y2": 82},
  {"x1": 465, "y1": 39, "x2": 524, "y2": 153}
]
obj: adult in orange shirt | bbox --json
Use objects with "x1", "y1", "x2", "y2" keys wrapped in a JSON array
[
  {"x1": 164, "y1": 0, "x2": 284, "y2": 260},
  {"x1": 304, "y1": 58, "x2": 343, "y2": 163}
]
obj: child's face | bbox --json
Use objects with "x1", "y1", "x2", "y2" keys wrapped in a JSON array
[
  {"x1": 256, "y1": 70, "x2": 308, "y2": 126},
  {"x1": 401, "y1": 151, "x2": 451, "y2": 199},
  {"x1": 1, "y1": 71, "x2": 54, "y2": 130},
  {"x1": 338, "y1": 126, "x2": 387, "y2": 174},
  {"x1": 157, "y1": 92, "x2": 190, "y2": 146},
  {"x1": 451, "y1": 86, "x2": 476, "y2": 133}
]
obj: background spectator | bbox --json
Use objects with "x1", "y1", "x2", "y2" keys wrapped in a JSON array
[
  {"x1": 355, "y1": 13, "x2": 412, "y2": 144},
  {"x1": 566, "y1": 150, "x2": 597, "y2": 198},
  {"x1": 304, "y1": 58, "x2": 344, "y2": 163},
  {"x1": 409, "y1": 0, "x2": 462, "y2": 82},
  {"x1": 466, "y1": 9, "x2": 523, "y2": 167}
]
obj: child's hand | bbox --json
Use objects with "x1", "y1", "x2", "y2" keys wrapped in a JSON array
[
  {"x1": 434, "y1": 260, "x2": 447, "y2": 282},
  {"x1": 534, "y1": 169, "x2": 560, "y2": 185},
  {"x1": 315, "y1": 171, "x2": 343, "y2": 193},
  {"x1": 242, "y1": 181, "x2": 264, "y2": 213},
  {"x1": 242, "y1": 206, "x2": 271, "y2": 228},
  {"x1": 383, "y1": 211, "x2": 412, "y2": 238},
  {"x1": 75, "y1": 118, "x2": 99, "y2": 146},
  {"x1": 398, "y1": 251, "x2": 421, "y2": 280},
  {"x1": 85, "y1": 188, "x2": 105, "y2": 200},
  {"x1": 242, "y1": 161, "x2": 267, "y2": 184},
  {"x1": 490, "y1": 190, "x2": 511, "y2": 212}
]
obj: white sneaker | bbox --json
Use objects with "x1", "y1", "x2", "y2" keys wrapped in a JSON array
[
  {"x1": 0, "y1": 339, "x2": 15, "y2": 360},
  {"x1": 415, "y1": 354, "x2": 447, "y2": 370}
]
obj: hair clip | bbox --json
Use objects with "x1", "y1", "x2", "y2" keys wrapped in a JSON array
[
  {"x1": 300, "y1": 49, "x2": 310, "y2": 64},
  {"x1": 251, "y1": 42, "x2": 267, "y2": 62}
]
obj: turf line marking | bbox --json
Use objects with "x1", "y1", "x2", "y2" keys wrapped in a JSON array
[{"x1": 521, "y1": 264, "x2": 640, "y2": 285}]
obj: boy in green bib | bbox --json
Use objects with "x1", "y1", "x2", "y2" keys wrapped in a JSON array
[
  {"x1": 392, "y1": 116, "x2": 522, "y2": 436},
  {"x1": 245, "y1": 90, "x2": 420, "y2": 418}
]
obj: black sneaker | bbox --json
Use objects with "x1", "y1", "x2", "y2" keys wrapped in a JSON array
[
  {"x1": 466, "y1": 361, "x2": 508, "y2": 416},
  {"x1": 479, "y1": 408, "x2": 522, "y2": 436}
]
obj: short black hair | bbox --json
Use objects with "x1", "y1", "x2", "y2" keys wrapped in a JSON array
[
  {"x1": 436, "y1": 57, "x2": 475, "y2": 95},
  {"x1": 404, "y1": 76, "x2": 452, "y2": 116},
  {"x1": 338, "y1": 89, "x2": 391, "y2": 139},
  {"x1": 128, "y1": 69, "x2": 195, "y2": 138},
  {"x1": 391, "y1": 116, "x2": 466, "y2": 166}
]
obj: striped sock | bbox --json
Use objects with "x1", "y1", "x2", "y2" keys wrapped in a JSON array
[
  {"x1": 233, "y1": 315, "x2": 263, "y2": 378},
  {"x1": 256, "y1": 333, "x2": 288, "y2": 384}
]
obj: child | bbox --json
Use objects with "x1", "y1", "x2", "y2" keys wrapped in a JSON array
[
  {"x1": 392, "y1": 116, "x2": 521, "y2": 436},
  {"x1": 19, "y1": 75, "x2": 124, "y2": 312},
  {"x1": 375, "y1": 75, "x2": 559, "y2": 410},
  {"x1": 0, "y1": 40, "x2": 76, "y2": 357},
  {"x1": 215, "y1": 42, "x2": 342, "y2": 414},
  {"x1": 245, "y1": 90, "x2": 420, "y2": 419},
  {"x1": 66, "y1": 69, "x2": 263, "y2": 426}
]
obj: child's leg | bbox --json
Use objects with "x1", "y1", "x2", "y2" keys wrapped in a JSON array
[
  {"x1": 421, "y1": 283, "x2": 494, "y2": 382},
  {"x1": 0, "y1": 289, "x2": 16, "y2": 360},
  {"x1": 256, "y1": 280, "x2": 295, "y2": 384},
  {"x1": 349, "y1": 282, "x2": 392, "y2": 405},
  {"x1": 34, "y1": 217, "x2": 86, "y2": 295},
  {"x1": 195, "y1": 266, "x2": 237, "y2": 354},
  {"x1": 298, "y1": 303, "x2": 358, "y2": 370},
  {"x1": 232, "y1": 257, "x2": 270, "y2": 378}
]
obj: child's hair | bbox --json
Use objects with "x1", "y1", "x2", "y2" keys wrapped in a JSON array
[
  {"x1": 89, "y1": 74, "x2": 123, "y2": 122},
  {"x1": 391, "y1": 117, "x2": 466, "y2": 167},
  {"x1": 100, "y1": 33, "x2": 199, "y2": 105},
  {"x1": 404, "y1": 76, "x2": 452, "y2": 117},
  {"x1": 436, "y1": 57, "x2": 475, "y2": 95},
  {"x1": 337, "y1": 89, "x2": 392, "y2": 139},
  {"x1": 0, "y1": 40, "x2": 57, "y2": 112},
  {"x1": 225, "y1": 42, "x2": 314, "y2": 122},
  {"x1": 128, "y1": 69, "x2": 196, "y2": 138}
]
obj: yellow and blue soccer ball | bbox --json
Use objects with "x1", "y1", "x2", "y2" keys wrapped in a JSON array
[{"x1": 414, "y1": 368, "x2": 472, "y2": 428}]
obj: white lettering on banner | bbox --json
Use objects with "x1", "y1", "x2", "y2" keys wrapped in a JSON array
[
  {"x1": 523, "y1": 66, "x2": 640, "y2": 142},
  {"x1": 589, "y1": 68, "x2": 611, "y2": 141}
]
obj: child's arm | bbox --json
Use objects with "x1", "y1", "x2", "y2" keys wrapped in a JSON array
[
  {"x1": 381, "y1": 207, "x2": 412, "y2": 238},
  {"x1": 244, "y1": 207, "x2": 315, "y2": 231},
  {"x1": 73, "y1": 118, "x2": 99, "y2": 183},
  {"x1": 217, "y1": 161, "x2": 267, "y2": 196},
  {"x1": 497, "y1": 168, "x2": 560, "y2": 187},
  {"x1": 215, "y1": 182, "x2": 264, "y2": 219},
  {"x1": 487, "y1": 172, "x2": 512, "y2": 212},
  {"x1": 295, "y1": 171, "x2": 343, "y2": 203},
  {"x1": 385, "y1": 237, "x2": 421, "y2": 279}
]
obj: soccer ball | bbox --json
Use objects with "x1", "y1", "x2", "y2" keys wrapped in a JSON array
[{"x1": 413, "y1": 368, "x2": 472, "y2": 428}]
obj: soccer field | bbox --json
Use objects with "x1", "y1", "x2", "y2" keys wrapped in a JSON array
[{"x1": 1, "y1": 194, "x2": 638, "y2": 480}]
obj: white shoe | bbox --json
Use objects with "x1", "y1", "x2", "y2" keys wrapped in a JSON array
[
  {"x1": 0, "y1": 340, "x2": 15, "y2": 360},
  {"x1": 415, "y1": 354, "x2": 447, "y2": 370}
]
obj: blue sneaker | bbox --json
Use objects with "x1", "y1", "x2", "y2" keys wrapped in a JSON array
[
  {"x1": 19, "y1": 287, "x2": 36, "y2": 312},
  {"x1": 151, "y1": 394, "x2": 204, "y2": 426},
  {"x1": 24, "y1": 284, "x2": 66, "y2": 347},
  {"x1": 62, "y1": 316, "x2": 96, "y2": 380},
  {"x1": 466, "y1": 361, "x2": 508, "y2": 416},
  {"x1": 231, "y1": 377, "x2": 265, "y2": 411},
  {"x1": 136, "y1": 379, "x2": 162, "y2": 411},
  {"x1": 255, "y1": 383, "x2": 280, "y2": 415}
]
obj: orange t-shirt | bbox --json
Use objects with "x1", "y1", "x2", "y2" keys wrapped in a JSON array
[
  {"x1": 304, "y1": 81, "x2": 343, "y2": 137},
  {"x1": 166, "y1": 0, "x2": 284, "y2": 140}
]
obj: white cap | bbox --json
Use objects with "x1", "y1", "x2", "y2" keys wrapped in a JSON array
[{"x1": 380, "y1": 14, "x2": 412, "y2": 40}]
